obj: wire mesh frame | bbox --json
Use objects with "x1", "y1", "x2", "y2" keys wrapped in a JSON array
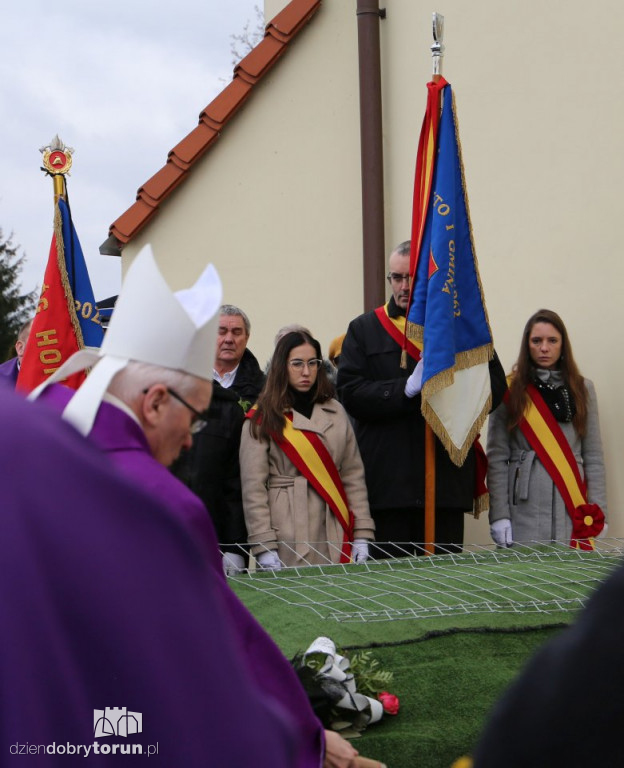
[{"x1": 223, "y1": 539, "x2": 624, "y2": 623}]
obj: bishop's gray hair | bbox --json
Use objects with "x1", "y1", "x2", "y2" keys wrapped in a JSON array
[{"x1": 107, "y1": 361, "x2": 201, "y2": 404}]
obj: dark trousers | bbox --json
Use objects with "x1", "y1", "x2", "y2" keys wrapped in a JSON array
[{"x1": 370, "y1": 506, "x2": 466, "y2": 558}]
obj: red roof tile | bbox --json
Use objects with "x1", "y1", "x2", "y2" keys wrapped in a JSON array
[{"x1": 106, "y1": 0, "x2": 321, "y2": 251}]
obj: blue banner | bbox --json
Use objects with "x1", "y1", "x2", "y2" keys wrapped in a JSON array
[
  {"x1": 407, "y1": 84, "x2": 491, "y2": 388},
  {"x1": 59, "y1": 198, "x2": 104, "y2": 348}
]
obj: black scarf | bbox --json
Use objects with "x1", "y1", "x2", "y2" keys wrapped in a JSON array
[
  {"x1": 532, "y1": 368, "x2": 576, "y2": 423},
  {"x1": 289, "y1": 387, "x2": 316, "y2": 420}
]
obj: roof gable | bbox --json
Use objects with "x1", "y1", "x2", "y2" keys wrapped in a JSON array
[{"x1": 103, "y1": 0, "x2": 321, "y2": 254}]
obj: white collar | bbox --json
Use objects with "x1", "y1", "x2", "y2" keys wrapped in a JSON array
[{"x1": 214, "y1": 364, "x2": 239, "y2": 388}]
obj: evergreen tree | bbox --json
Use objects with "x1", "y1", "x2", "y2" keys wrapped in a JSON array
[{"x1": 0, "y1": 230, "x2": 37, "y2": 362}]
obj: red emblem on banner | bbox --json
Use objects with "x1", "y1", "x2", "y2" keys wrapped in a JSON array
[{"x1": 428, "y1": 249, "x2": 439, "y2": 279}]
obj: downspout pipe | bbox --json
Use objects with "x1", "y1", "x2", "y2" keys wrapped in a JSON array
[{"x1": 356, "y1": 0, "x2": 386, "y2": 311}]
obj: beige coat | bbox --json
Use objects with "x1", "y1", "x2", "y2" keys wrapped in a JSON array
[{"x1": 240, "y1": 398, "x2": 375, "y2": 566}]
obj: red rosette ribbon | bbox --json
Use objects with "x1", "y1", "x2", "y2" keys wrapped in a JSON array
[
  {"x1": 378, "y1": 691, "x2": 400, "y2": 715},
  {"x1": 570, "y1": 503, "x2": 605, "y2": 551}
]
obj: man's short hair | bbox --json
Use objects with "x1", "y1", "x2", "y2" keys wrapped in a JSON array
[
  {"x1": 220, "y1": 305, "x2": 250, "y2": 336},
  {"x1": 391, "y1": 241, "x2": 411, "y2": 259}
]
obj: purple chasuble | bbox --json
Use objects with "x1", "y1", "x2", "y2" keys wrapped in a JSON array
[
  {"x1": 39, "y1": 383, "x2": 222, "y2": 567},
  {"x1": 33, "y1": 384, "x2": 324, "y2": 767},
  {"x1": 0, "y1": 356, "x2": 19, "y2": 388},
  {"x1": 1, "y1": 387, "x2": 308, "y2": 765}
]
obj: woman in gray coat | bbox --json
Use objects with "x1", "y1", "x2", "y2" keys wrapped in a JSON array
[
  {"x1": 241, "y1": 331, "x2": 375, "y2": 569},
  {"x1": 487, "y1": 309, "x2": 607, "y2": 546}
]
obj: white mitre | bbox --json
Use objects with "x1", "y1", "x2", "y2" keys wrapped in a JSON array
[{"x1": 30, "y1": 244, "x2": 222, "y2": 436}]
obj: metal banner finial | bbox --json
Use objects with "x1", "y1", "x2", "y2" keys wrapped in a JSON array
[
  {"x1": 40, "y1": 135, "x2": 74, "y2": 176},
  {"x1": 40, "y1": 135, "x2": 74, "y2": 201},
  {"x1": 431, "y1": 12, "x2": 445, "y2": 77}
]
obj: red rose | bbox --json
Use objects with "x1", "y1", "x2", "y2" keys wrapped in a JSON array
[
  {"x1": 378, "y1": 691, "x2": 399, "y2": 715},
  {"x1": 570, "y1": 503, "x2": 605, "y2": 550}
]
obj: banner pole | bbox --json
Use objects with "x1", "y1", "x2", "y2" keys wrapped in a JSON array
[
  {"x1": 423, "y1": 13, "x2": 444, "y2": 556},
  {"x1": 424, "y1": 423, "x2": 436, "y2": 554}
]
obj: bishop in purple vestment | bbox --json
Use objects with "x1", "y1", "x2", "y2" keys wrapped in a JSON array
[
  {"x1": 37, "y1": 382, "x2": 326, "y2": 767},
  {"x1": 26, "y1": 246, "x2": 359, "y2": 768},
  {"x1": 1, "y1": 387, "x2": 303, "y2": 766}
]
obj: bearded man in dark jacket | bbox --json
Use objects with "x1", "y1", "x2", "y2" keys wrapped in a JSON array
[{"x1": 337, "y1": 241, "x2": 506, "y2": 556}]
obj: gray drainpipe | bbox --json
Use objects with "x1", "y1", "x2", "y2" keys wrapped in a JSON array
[{"x1": 356, "y1": 0, "x2": 386, "y2": 311}]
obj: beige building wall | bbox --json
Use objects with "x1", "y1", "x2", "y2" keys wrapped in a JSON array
[
  {"x1": 127, "y1": 0, "x2": 364, "y2": 364},
  {"x1": 380, "y1": 0, "x2": 623, "y2": 541},
  {"x1": 125, "y1": 0, "x2": 622, "y2": 540}
]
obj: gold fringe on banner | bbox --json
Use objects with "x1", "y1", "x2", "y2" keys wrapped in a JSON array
[
  {"x1": 406, "y1": 320, "x2": 423, "y2": 344},
  {"x1": 54, "y1": 203, "x2": 86, "y2": 350},
  {"x1": 473, "y1": 490, "x2": 489, "y2": 519},
  {"x1": 401, "y1": 320, "x2": 423, "y2": 369},
  {"x1": 420, "y1": 383, "x2": 491, "y2": 468},
  {"x1": 419, "y1": 343, "x2": 493, "y2": 400}
]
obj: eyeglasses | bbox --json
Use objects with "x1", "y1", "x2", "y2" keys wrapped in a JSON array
[
  {"x1": 387, "y1": 272, "x2": 411, "y2": 285},
  {"x1": 167, "y1": 388, "x2": 208, "y2": 434},
  {"x1": 143, "y1": 387, "x2": 207, "y2": 434},
  {"x1": 288, "y1": 358, "x2": 324, "y2": 370}
]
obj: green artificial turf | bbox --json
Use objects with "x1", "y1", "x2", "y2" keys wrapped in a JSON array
[
  {"x1": 348, "y1": 627, "x2": 565, "y2": 768},
  {"x1": 229, "y1": 546, "x2": 612, "y2": 656},
  {"x1": 230, "y1": 548, "x2": 618, "y2": 768}
]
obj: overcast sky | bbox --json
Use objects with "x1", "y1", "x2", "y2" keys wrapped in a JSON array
[{"x1": 1, "y1": 0, "x2": 260, "y2": 302}]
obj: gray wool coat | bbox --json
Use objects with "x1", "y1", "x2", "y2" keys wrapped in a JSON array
[
  {"x1": 487, "y1": 379, "x2": 607, "y2": 543},
  {"x1": 240, "y1": 398, "x2": 375, "y2": 566}
]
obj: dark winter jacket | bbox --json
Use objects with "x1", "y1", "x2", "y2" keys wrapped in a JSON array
[
  {"x1": 229, "y1": 348, "x2": 266, "y2": 408},
  {"x1": 172, "y1": 382, "x2": 248, "y2": 546},
  {"x1": 337, "y1": 297, "x2": 506, "y2": 511}
]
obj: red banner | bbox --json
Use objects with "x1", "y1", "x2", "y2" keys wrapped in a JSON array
[{"x1": 17, "y1": 199, "x2": 102, "y2": 392}]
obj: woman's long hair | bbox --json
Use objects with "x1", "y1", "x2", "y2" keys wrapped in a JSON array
[
  {"x1": 249, "y1": 331, "x2": 334, "y2": 441},
  {"x1": 507, "y1": 309, "x2": 588, "y2": 435}
]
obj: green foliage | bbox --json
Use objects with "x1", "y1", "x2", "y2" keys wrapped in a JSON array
[
  {"x1": 0, "y1": 230, "x2": 37, "y2": 361},
  {"x1": 238, "y1": 397, "x2": 252, "y2": 413},
  {"x1": 347, "y1": 649, "x2": 394, "y2": 697},
  {"x1": 293, "y1": 646, "x2": 394, "y2": 736}
]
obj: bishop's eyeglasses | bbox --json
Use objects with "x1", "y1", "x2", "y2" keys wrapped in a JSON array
[{"x1": 142, "y1": 386, "x2": 208, "y2": 434}]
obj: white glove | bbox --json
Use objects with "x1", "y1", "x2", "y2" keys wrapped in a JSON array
[
  {"x1": 222, "y1": 552, "x2": 246, "y2": 576},
  {"x1": 352, "y1": 539, "x2": 370, "y2": 563},
  {"x1": 596, "y1": 522, "x2": 608, "y2": 539},
  {"x1": 404, "y1": 359, "x2": 424, "y2": 398},
  {"x1": 257, "y1": 550, "x2": 282, "y2": 571},
  {"x1": 490, "y1": 518, "x2": 513, "y2": 547}
]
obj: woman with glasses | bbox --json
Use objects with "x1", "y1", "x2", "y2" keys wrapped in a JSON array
[
  {"x1": 240, "y1": 331, "x2": 375, "y2": 569},
  {"x1": 487, "y1": 309, "x2": 607, "y2": 548}
]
